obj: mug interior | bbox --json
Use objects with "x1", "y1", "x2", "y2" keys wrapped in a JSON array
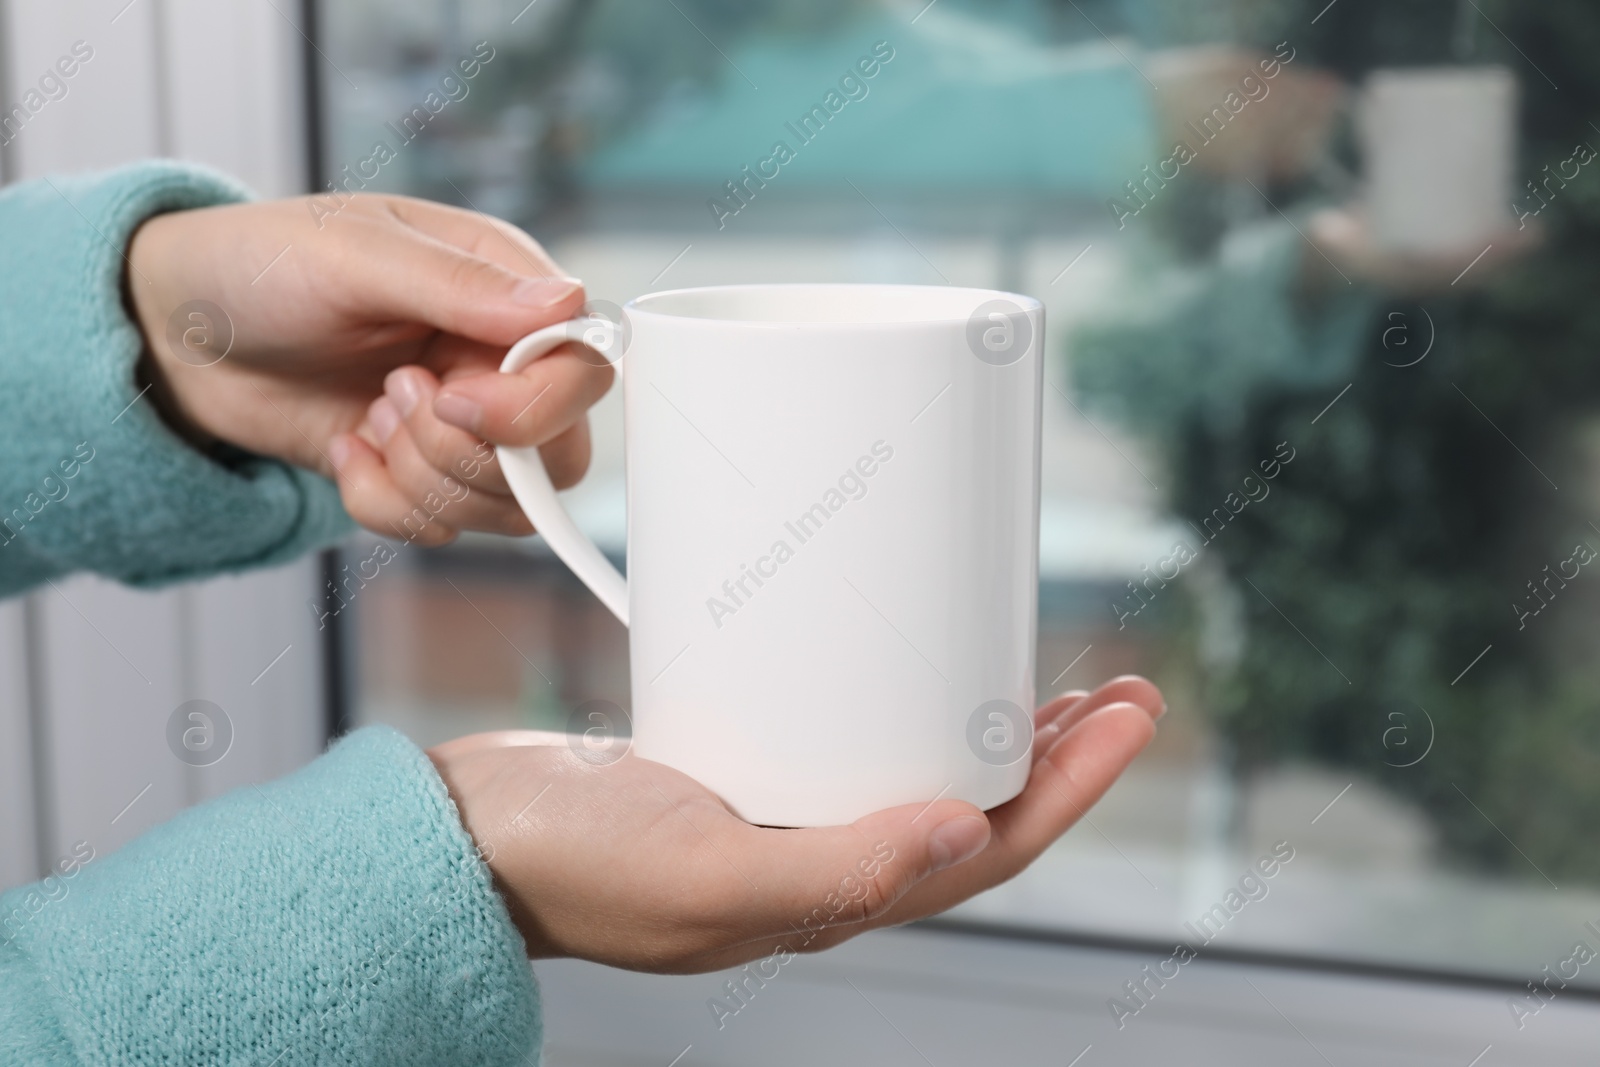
[{"x1": 627, "y1": 283, "x2": 1038, "y2": 326}]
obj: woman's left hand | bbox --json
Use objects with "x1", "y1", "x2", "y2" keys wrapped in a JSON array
[{"x1": 425, "y1": 675, "x2": 1165, "y2": 972}]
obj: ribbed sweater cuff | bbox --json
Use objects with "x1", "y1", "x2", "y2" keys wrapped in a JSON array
[
  {"x1": 0, "y1": 726, "x2": 540, "y2": 1066},
  {"x1": 0, "y1": 161, "x2": 351, "y2": 595}
]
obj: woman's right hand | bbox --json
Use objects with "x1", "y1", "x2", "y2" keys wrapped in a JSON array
[
  {"x1": 128, "y1": 193, "x2": 612, "y2": 546},
  {"x1": 1144, "y1": 46, "x2": 1344, "y2": 181},
  {"x1": 425, "y1": 675, "x2": 1163, "y2": 973}
]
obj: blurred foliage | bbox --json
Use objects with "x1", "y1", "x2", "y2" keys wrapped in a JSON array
[
  {"x1": 1076, "y1": 0, "x2": 1600, "y2": 884},
  {"x1": 332, "y1": 0, "x2": 1600, "y2": 884}
]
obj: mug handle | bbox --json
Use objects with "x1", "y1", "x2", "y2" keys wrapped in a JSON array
[{"x1": 495, "y1": 315, "x2": 629, "y2": 627}]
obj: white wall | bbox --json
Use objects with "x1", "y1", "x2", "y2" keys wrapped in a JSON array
[{"x1": 0, "y1": 0, "x2": 326, "y2": 889}]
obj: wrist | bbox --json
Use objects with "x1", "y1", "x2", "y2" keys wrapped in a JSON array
[
  {"x1": 133, "y1": 338, "x2": 223, "y2": 453},
  {"x1": 424, "y1": 741, "x2": 562, "y2": 961},
  {"x1": 125, "y1": 215, "x2": 227, "y2": 452}
]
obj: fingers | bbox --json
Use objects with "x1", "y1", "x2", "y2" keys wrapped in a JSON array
[
  {"x1": 798, "y1": 697, "x2": 1158, "y2": 945},
  {"x1": 366, "y1": 402, "x2": 534, "y2": 536},
  {"x1": 722, "y1": 797, "x2": 992, "y2": 948},
  {"x1": 327, "y1": 433, "x2": 458, "y2": 546},
  {"x1": 382, "y1": 366, "x2": 515, "y2": 495},
  {"x1": 684, "y1": 679, "x2": 1166, "y2": 969},
  {"x1": 381, "y1": 363, "x2": 598, "y2": 497},
  {"x1": 381, "y1": 195, "x2": 565, "y2": 280},
  {"x1": 1033, "y1": 675, "x2": 1164, "y2": 764},
  {"x1": 349, "y1": 397, "x2": 593, "y2": 542},
  {"x1": 432, "y1": 345, "x2": 614, "y2": 449},
  {"x1": 998, "y1": 702, "x2": 1156, "y2": 863},
  {"x1": 533, "y1": 417, "x2": 595, "y2": 491},
  {"x1": 1033, "y1": 690, "x2": 1088, "y2": 729},
  {"x1": 340, "y1": 216, "x2": 586, "y2": 347}
]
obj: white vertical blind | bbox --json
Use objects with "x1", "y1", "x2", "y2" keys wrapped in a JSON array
[
  {"x1": 0, "y1": 601, "x2": 36, "y2": 888},
  {"x1": 0, "y1": 0, "x2": 326, "y2": 890}
]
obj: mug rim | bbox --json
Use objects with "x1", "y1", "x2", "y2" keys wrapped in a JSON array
[{"x1": 623, "y1": 282, "x2": 1041, "y2": 328}]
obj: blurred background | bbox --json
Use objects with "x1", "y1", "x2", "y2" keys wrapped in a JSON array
[{"x1": 6, "y1": 0, "x2": 1600, "y2": 1062}]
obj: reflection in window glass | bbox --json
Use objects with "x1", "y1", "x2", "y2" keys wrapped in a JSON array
[{"x1": 321, "y1": 0, "x2": 1600, "y2": 983}]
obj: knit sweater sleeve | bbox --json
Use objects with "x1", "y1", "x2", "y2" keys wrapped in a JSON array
[
  {"x1": 0, "y1": 161, "x2": 353, "y2": 599},
  {"x1": 0, "y1": 726, "x2": 543, "y2": 1066}
]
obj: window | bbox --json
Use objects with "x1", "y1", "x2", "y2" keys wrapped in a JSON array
[{"x1": 317, "y1": 0, "x2": 1599, "y2": 987}]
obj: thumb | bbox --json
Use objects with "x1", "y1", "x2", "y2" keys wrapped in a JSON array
[
  {"x1": 740, "y1": 800, "x2": 991, "y2": 944},
  {"x1": 351, "y1": 223, "x2": 586, "y2": 345}
]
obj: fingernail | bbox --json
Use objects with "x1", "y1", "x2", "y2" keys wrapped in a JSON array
[
  {"x1": 368, "y1": 397, "x2": 400, "y2": 445},
  {"x1": 927, "y1": 815, "x2": 989, "y2": 873},
  {"x1": 512, "y1": 276, "x2": 582, "y2": 308},
  {"x1": 385, "y1": 369, "x2": 422, "y2": 418},
  {"x1": 434, "y1": 392, "x2": 484, "y2": 433},
  {"x1": 327, "y1": 434, "x2": 353, "y2": 473}
]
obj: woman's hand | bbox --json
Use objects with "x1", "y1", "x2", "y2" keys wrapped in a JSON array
[
  {"x1": 1306, "y1": 206, "x2": 1543, "y2": 295},
  {"x1": 1144, "y1": 47, "x2": 1344, "y2": 182},
  {"x1": 125, "y1": 194, "x2": 613, "y2": 545},
  {"x1": 427, "y1": 675, "x2": 1163, "y2": 973}
]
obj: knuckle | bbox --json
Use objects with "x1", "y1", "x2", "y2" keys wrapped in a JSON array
[
  {"x1": 411, "y1": 422, "x2": 465, "y2": 474},
  {"x1": 447, "y1": 252, "x2": 506, "y2": 296},
  {"x1": 851, "y1": 871, "x2": 900, "y2": 923},
  {"x1": 385, "y1": 453, "x2": 437, "y2": 501},
  {"x1": 790, "y1": 877, "x2": 892, "y2": 943},
  {"x1": 439, "y1": 438, "x2": 505, "y2": 490},
  {"x1": 390, "y1": 439, "x2": 473, "y2": 505}
]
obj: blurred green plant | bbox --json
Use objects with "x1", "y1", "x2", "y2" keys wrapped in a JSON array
[{"x1": 1073, "y1": 0, "x2": 1600, "y2": 884}]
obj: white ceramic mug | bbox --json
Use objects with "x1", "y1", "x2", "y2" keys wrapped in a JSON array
[
  {"x1": 1359, "y1": 66, "x2": 1516, "y2": 253},
  {"x1": 497, "y1": 283, "x2": 1043, "y2": 827}
]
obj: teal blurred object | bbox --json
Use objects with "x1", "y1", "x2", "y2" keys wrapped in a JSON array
[{"x1": 584, "y1": 12, "x2": 1156, "y2": 197}]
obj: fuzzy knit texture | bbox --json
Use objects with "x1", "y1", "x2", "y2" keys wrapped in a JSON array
[
  {"x1": 0, "y1": 728, "x2": 543, "y2": 1066},
  {"x1": 0, "y1": 163, "x2": 543, "y2": 1064},
  {"x1": 0, "y1": 162, "x2": 353, "y2": 596}
]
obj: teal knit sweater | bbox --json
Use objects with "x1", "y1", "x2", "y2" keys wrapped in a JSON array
[{"x1": 0, "y1": 164, "x2": 542, "y2": 1065}]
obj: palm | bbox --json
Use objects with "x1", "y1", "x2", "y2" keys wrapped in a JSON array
[{"x1": 427, "y1": 676, "x2": 1163, "y2": 973}]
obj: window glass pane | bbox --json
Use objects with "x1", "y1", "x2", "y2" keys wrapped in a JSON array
[{"x1": 321, "y1": 0, "x2": 1598, "y2": 984}]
